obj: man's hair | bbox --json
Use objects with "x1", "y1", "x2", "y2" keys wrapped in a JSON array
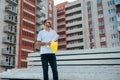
[{"x1": 43, "y1": 19, "x2": 48, "y2": 25}]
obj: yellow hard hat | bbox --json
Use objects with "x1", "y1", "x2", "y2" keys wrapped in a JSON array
[{"x1": 50, "y1": 41, "x2": 58, "y2": 52}]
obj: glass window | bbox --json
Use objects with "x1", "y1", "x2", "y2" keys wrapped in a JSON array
[
  {"x1": 88, "y1": 10, "x2": 92, "y2": 14},
  {"x1": 111, "y1": 34, "x2": 119, "y2": 39},
  {"x1": 99, "y1": 21, "x2": 104, "y2": 26},
  {"x1": 88, "y1": 17, "x2": 92, "y2": 21},
  {"x1": 108, "y1": 0, "x2": 114, "y2": 6},
  {"x1": 89, "y1": 24, "x2": 93, "y2": 28},
  {"x1": 108, "y1": 8, "x2": 116, "y2": 14},
  {"x1": 90, "y1": 38, "x2": 94, "y2": 42},
  {"x1": 112, "y1": 42, "x2": 120, "y2": 47},
  {"x1": 100, "y1": 37, "x2": 106, "y2": 42},
  {"x1": 110, "y1": 25, "x2": 117, "y2": 30},
  {"x1": 97, "y1": 0, "x2": 102, "y2": 3},
  {"x1": 109, "y1": 16, "x2": 116, "y2": 22},
  {"x1": 97, "y1": 6, "x2": 103, "y2": 11},
  {"x1": 99, "y1": 29, "x2": 105, "y2": 34},
  {"x1": 87, "y1": 1, "x2": 91, "y2": 7},
  {"x1": 98, "y1": 14, "x2": 104, "y2": 18}
]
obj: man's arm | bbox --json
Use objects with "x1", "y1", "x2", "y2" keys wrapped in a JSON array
[{"x1": 36, "y1": 41, "x2": 50, "y2": 46}]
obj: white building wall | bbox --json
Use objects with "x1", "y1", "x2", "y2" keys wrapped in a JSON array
[{"x1": 0, "y1": 0, "x2": 19, "y2": 72}]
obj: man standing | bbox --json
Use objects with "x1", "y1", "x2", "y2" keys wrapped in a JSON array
[{"x1": 36, "y1": 19, "x2": 59, "y2": 80}]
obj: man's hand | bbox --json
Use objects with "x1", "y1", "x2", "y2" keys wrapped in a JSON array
[{"x1": 45, "y1": 41, "x2": 51, "y2": 46}]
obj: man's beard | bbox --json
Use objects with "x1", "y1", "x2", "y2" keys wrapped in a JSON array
[{"x1": 46, "y1": 25, "x2": 51, "y2": 28}]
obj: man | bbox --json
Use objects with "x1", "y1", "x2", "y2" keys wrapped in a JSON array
[{"x1": 36, "y1": 19, "x2": 59, "y2": 80}]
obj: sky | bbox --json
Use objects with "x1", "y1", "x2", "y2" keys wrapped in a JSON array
[{"x1": 54, "y1": 0, "x2": 76, "y2": 5}]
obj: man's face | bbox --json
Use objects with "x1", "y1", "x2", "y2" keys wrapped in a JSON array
[{"x1": 45, "y1": 20, "x2": 51, "y2": 27}]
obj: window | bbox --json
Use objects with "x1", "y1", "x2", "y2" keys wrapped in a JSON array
[
  {"x1": 89, "y1": 31, "x2": 94, "y2": 35},
  {"x1": 97, "y1": 0, "x2": 102, "y2": 3},
  {"x1": 112, "y1": 42, "x2": 120, "y2": 47},
  {"x1": 97, "y1": 6, "x2": 103, "y2": 11},
  {"x1": 99, "y1": 21, "x2": 104, "y2": 26},
  {"x1": 90, "y1": 38, "x2": 94, "y2": 42},
  {"x1": 117, "y1": 13, "x2": 120, "y2": 18},
  {"x1": 108, "y1": 0, "x2": 114, "y2": 6},
  {"x1": 88, "y1": 17, "x2": 92, "y2": 21},
  {"x1": 118, "y1": 22, "x2": 120, "y2": 27},
  {"x1": 89, "y1": 24, "x2": 93, "y2": 28},
  {"x1": 109, "y1": 16, "x2": 116, "y2": 22},
  {"x1": 98, "y1": 14, "x2": 104, "y2": 18},
  {"x1": 88, "y1": 10, "x2": 92, "y2": 14},
  {"x1": 87, "y1": 1, "x2": 91, "y2": 7},
  {"x1": 100, "y1": 37, "x2": 106, "y2": 42},
  {"x1": 111, "y1": 34, "x2": 119, "y2": 39},
  {"x1": 108, "y1": 8, "x2": 116, "y2": 14},
  {"x1": 110, "y1": 25, "x2": 117, "y2": 30},
  {"x1": 99, "y1": 29, "x2": 105, "y2": 34}
]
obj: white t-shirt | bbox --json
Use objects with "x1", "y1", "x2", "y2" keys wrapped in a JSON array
[{"x1": 37, "y1": 29, "x2": 59, "y2": 54}]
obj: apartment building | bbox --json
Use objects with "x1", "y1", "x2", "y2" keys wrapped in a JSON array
[
  {"x1": 56, "y1": 2, "x2": 68, "y2": 50},
  {"x1": 114, "y1": 0, "x2": 120, "y2": 36},
  {"x1": 85, "y1": 0, "x2": 120, "y2": 49},
  {"x1": 0, "y1": 0, "x2": 53, "y2": 71},
  {"x1": 0, "y1": 0, "x2": 19, "y2": 71},
  {"x1": 18, "y1": 0, "x2": 36, "y2": 68},
  {"x1": 56, "y1": 0, "x2": 120, "y2": 50},
  {"x1": 65, "y1": 0, "x2": 85, "y2": 50}
]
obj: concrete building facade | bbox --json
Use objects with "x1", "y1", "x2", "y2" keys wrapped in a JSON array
[
  {"x1": 18, "y1": 0, "x2": 36, "y2": 68},
  {"x1": 114, "y1": 0, "x2": 120, "y2": 38},
  {"x1": 65, "y1": 0, "x2": 85, "y2": 50},
  {"x1": 56, "y1": 2, "x2": 68, "y2": 50},
  {"x1": 56, "y1": 0, "x2": 120, "y2": 50},
  {"x1": 85, "y1": 0, "x2": 120, "y2": 49},
  {"x1": 0, "y1": 0, "x2": 19, "y2": 71}
]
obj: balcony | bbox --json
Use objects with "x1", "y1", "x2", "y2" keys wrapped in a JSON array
[
  {"x1": 1, "y1": 48, "x2": 16, "y2": 56},
  {"x1": 66, "y1": 7, "x2": 82, "y2": 15},
  {"x1": 66, "y1": 21, "x2": 82, "y2": 27},
  {"x1": 36, "y1": 4, "x2": 42, "y2": 10},
  {"x1": 5, "y1": 6, "x2": 18, "y2": 15},
  {"x1": 37, "y1": 0, "x2": 42, "y2": 3},
  {"x1": 6, "y1": 0, "x2": 18, "y2": 6},
  {"x1": 58, "y1": 22, "x2": 65, "y2": 26},
  {"x1": 58, "y1": 42, "x2": 66, "y2": 46},
  {"x1": 2, "y1": 37, "x2": 16, "y2": 45},
  {"x1": 58, "y1": 15, "x2": 65, "y2": 20},
  {"x1": 57, "y1": 28, "x2": 66, "y2": 33},
  {"x1": 36, "y1": 10, "x2": 45, "y2": 18},
  {"x1": 4, "y1": 15, "x2": 17, "y2": 24},
  {"x1": 4, "y1": 26, "x2": 17, "y2": 34},
  {"x1": 67, "y1": 35, "x2": 83, "y2": 41},
  {"x1": 0, "y1": 60, "x2": 14, "y2": 67},
  {"x1": 67, "y1": 42, "x2": 83, "y2": 48},
  {"x1": 59, "y1": 35, "x2": 66, "y2": 39},
  {"x1": 116, "y1": 13, "x2": 120, "y2": 21},
  {"x1": 117, "y1": 22, "x2": 120, "y2": 31},
  {"x1": 114, "y1": 0, "x2": 120, "y2": 6},
  {"x1": 66, "y1": 14, "x2": 82, "y2": 21},
  {"x1": 66, "y1": 28, "x2": 83, "y2": 34},
  {"x1": 36, "y1": 19, "x2": 42, "y2": 25},
  {"x1": 36, "y1": 11, "x2": 41, "y2": 17}
]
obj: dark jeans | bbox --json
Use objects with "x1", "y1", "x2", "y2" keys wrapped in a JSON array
[{"x1": 41, "y1": 54, "x2": 58, "y2": 80}]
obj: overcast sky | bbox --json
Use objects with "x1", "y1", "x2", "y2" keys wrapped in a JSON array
[{"x1": 54, "y1": 0, "x2": 76, "y2": 5}]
